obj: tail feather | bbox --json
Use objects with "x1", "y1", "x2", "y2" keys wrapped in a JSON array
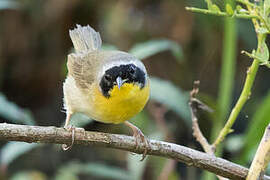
[{"x1": 69, "y1": 24, "x2": 102, "y2": 53}]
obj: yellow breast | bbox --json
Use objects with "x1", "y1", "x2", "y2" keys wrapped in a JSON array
[{"x1": 90, "y1": 82, "x2": 150, "y2": 124}]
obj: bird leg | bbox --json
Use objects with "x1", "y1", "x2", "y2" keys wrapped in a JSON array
[
  {"x1": 62, "y1": 113, "x2": 75, "y2": 151},
  {"x1": 124, "y1": 121, "x2": 149, "y2": 161}
]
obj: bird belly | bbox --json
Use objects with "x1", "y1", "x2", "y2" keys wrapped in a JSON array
[
  {"x1": 89, "y1": 83, "x2": 150, "y2": 124},
  {"x1": 63, "y1": 76, "x2": 93, "y2": 114}
]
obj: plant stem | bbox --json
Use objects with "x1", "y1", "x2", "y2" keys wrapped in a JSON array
[
  {"x1": 213, "y1": 33, "x2": 266, "y2": 147},
  {"x1": 185, "y1": 7, "x2": 259, "y2": 19},
  {"x1": 203, "y1": 2, "x2": 237, "y2": 179},
  {"x1": 236, "y1": 0, "x2": 256, "y2": 8},
  {"x1": 215, "y1": 10, "x2": 237, "y2": 144},
  {"x1": 239, "y1": 0, "x2": 270, "y2": 32}
]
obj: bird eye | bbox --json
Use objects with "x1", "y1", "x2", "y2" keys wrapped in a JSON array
[
  {"x1": 104, "y1": 74, "x2": 111, "y2": 81},
  {"x1": 129, "y1": 66, "x2": 136, "y2": 75}
]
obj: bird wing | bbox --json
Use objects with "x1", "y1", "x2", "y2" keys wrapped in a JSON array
[
  {"x1": 67, "y1": 53, "x2": 99, "y2": 90},
  {"x1": 67, "y1": 24, "x2": 103, "y2": 90}
]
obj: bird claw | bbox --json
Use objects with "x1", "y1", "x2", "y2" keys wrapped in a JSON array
[
  {"x1": 133, "y1": 128, "x2": 149, "y2": 161},
  {"x1": 62, "y1": 125, "x2": 85, "y2": 151}
]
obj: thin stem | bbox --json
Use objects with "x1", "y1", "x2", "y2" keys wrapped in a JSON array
[
  {"x1": 189, "y1": 97, "x2": 214, "y2": 155},
  {"x1": 237, "y1": 0, "x2": 270, "y2": 32},
  {"x1": 204, "y1": 2, "x2": 237, "y2": 179},
  {"x1": 236, "y1": 0, "x2": 256, "y2": 8},
  {"x1": 258, "y1": 16, "x2": 270, "y2": 32},
  {"x1": 185, "y1": 7, "x2": 259, "y2": 19},
  {"x1": 242, "y1": 0, "x2": 260, "y2": 28},
  {"x1": 215, "y1": 7, "x2": 237, "y2": 144},
  {"x1": 213, "y1": 33, "x2": 266, "y2": 147}
]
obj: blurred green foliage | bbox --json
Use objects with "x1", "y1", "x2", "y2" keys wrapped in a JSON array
[
  {"x1": 54, "y1": 162, "x2": 130, "y2": 180},
  {"x1": 149, "y1": 77, "x2": 190, "y2": 123},
  {"x1": 0, "y1": 93, "x2": 34, "y2": 125},
  {"x1": 129, "y1": 39, "x2": 183, "y2": 61},
  {"x1": 0, "y1": 142, "x2": 40, "y2": 167}
]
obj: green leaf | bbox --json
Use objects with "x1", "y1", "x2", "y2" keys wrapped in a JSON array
[
  {"x1": 239, "y1": 91, "x2": 270, "y2": 164},
  {"x1": 211, "y1": 4, "x2": 221, "y2": 13},
  {"x1": 149, "y1": 77, "x2": 190, "y2": 124},
  {"x1": 0, "y1": 142, "x2": 40, "y2": 166},
  {"x1": 225, "y1": 4, "x2": 234, "y2": 16},
  {"x1": 129, "y1": 39, "x2": 183, "y2": 62},
  {"x1": 256, "y1": 40, "x2": 269, "y2": 63},
  {"x1": 0, "y1": 93, "x2": 35, "y2": 125},
  {"x1": 55, "y1": 162, "x2": 130, "y2": 180}
]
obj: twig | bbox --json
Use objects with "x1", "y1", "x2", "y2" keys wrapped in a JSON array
[
  {"x1": 0, "y1": 123, "x2": 270, "y2": 180},
  {"x1": 241, "y1": 50, "x2": 270, "y2": 68},
  {"x1": 237, "y1": 0, "x2": 270, "y2": 32},
  {"x1": 189, "y1": 81, "x2": 227, "y2": 180},
  {"x1": 247, "y1": 123, "x2": 270, "y2": 180},
  {"x1": 189, "y1": 81, "x2": 214, "y2": 155},
  {"x1": 185, "y1": 7, "x2": 258, "y2": 19}
]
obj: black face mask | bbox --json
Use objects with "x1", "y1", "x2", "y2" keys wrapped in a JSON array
[{"x1": 99, "y1": 64, "x2": 146, "y2": 98}]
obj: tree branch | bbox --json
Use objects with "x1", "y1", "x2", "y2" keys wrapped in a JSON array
[{"x1": 0, "y1": 123, "x2": 269, "y2": 180}]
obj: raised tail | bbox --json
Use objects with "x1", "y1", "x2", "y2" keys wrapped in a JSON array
[{"x1": 69, "y1": 24, "x2": 102, "y2": 53}]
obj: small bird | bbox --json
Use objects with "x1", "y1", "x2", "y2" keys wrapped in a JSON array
[{"x1": 62, "y1": 25, "x2": 150, "y2": 159}]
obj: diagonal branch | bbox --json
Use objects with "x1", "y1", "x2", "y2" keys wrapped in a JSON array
[
  {"x1": 247, "y1": 123, "x2": 270, "y2": 180},
  {"x1": 0, "y1": 123, "x2": 270, "y2": 180}
]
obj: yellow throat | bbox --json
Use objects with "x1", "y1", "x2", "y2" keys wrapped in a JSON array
[{"x1": 91, "y1": 82, "x2": 150, "y2": 124}]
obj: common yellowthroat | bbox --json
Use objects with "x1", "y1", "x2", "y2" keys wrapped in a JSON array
[{"x1": 62, "y1": 25, "x2": 150, "y2": 158}]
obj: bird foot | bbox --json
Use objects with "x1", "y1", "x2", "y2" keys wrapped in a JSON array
[
  {"x1": 133, "y1": 128, "x2": 149, "y2": 161},
  {"x1": 62, "y1": 125, "x2": 85, "y2": 151}
]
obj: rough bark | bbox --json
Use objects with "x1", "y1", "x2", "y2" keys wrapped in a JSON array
[{"x1": 0, "y1": 123, "x2": 269, "y2": 180}]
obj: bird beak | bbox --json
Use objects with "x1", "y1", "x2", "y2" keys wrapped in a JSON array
[{"x1": 116, "y1": 77, "x2": 123, "y2": 89}]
